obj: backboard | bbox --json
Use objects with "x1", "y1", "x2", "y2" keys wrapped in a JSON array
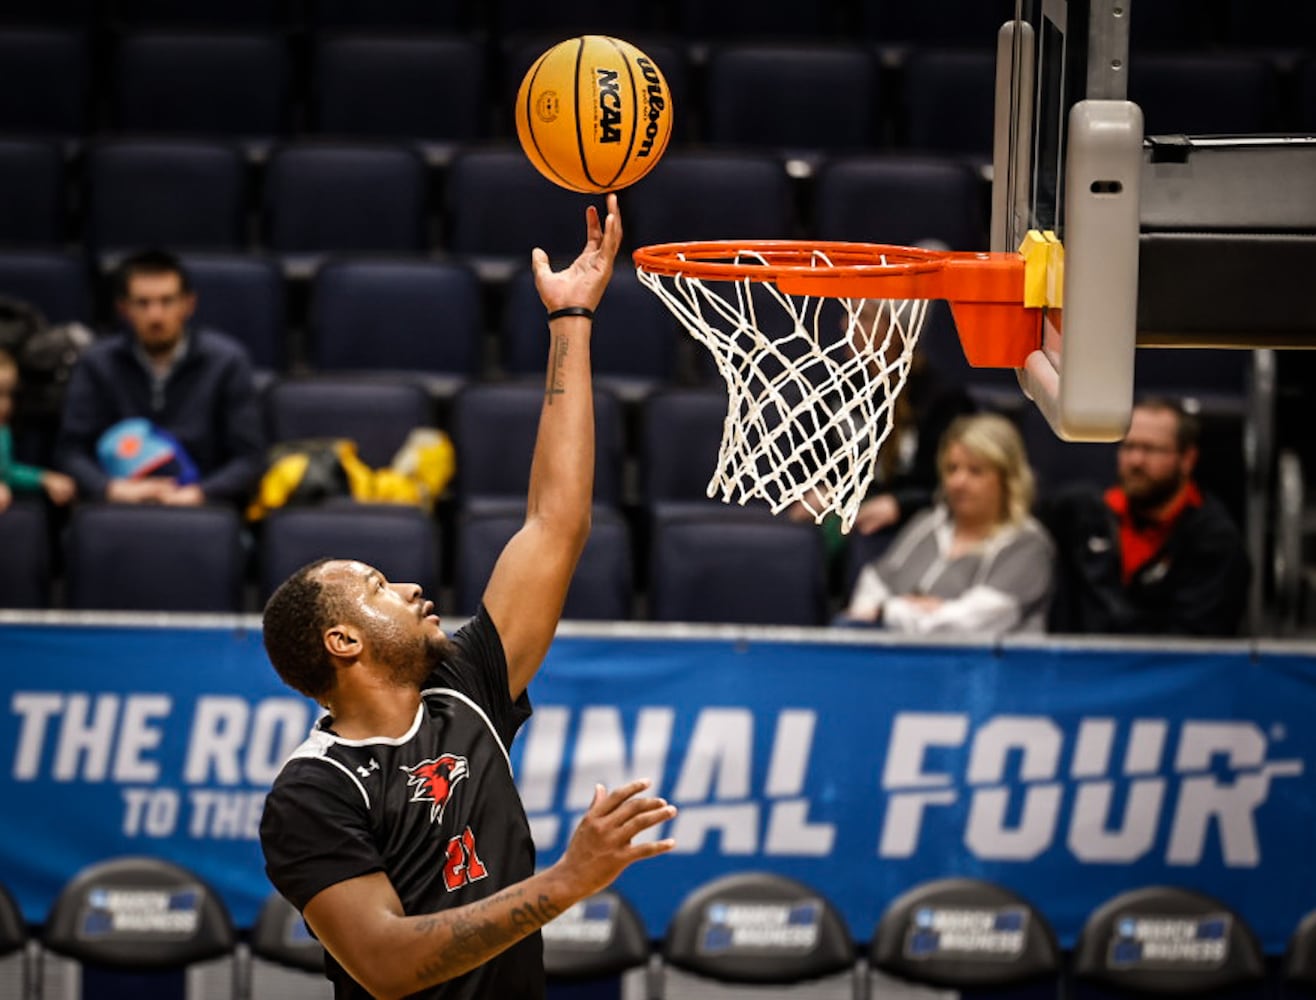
[
  {"x1": 993, "y1": 0, "x2": 1143, "y2": 441},
  {"x1": 993, "y1": 0, "x2": 1316, "y2": 441}
]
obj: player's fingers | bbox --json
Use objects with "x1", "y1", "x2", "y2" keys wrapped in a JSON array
[
  {"x1": 595, "y1": 778, "x2": 653, "y2": 815},
  {"x1": 627, "y1": 838, "x2": 677, "y2": 861},
  {"x1": 531, "y1": 247, "x2": 550, "y2": 280},
  {"x1": 583, "y1": 204, "x2": 602, "y2": 249},
  {"x1": 603, "y1": 193, "x2": 622, "y2": 250},
  {"x1": 620, "y1": 803, "x2": 677, "y2": 841},
  {"x1": 607, "y1": 795, "x2": 668, "y2": 826}
]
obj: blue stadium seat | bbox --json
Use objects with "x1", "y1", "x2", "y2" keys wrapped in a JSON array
[
  {"x1": 1072, "y1": 886, "x2": 1267, "y2": 1000},
  {"x1": 39, "y1": 856, "x2": 237, "y2": 1000},
  {"x1": 640, "y1": 388, "x2": 730, "y2": 511},
  {"x1": 0, "y1": 139, "x2": 63, "y2": 248},
  {"x1": 813, "y1": 155, "x2": 988, "y2": 250},
  {"x1": 1018, "y1": 405, "x2": 1119, "y2": 498},
  {"x1": 543, "y1": 890, "x2": 651, "y2": 998},
  {"x1": 312, "y1": 35, "x2": 485, "y2": 152},
  {"x1": 308, "y1": 0, "x2": 468, "y2": 30},
  {"x1": 1284, "y1": 909, "x2": 1316, "y2": 997},
  {"x1": 453, "y1": 504, "x2": 633, "y2": 619},
  {"x1": 1131, "y1": 54, "x2": 1278, "y2": 135},
  {"x1": 1222, "y1": 0, "x2": 1316, "y2": 50},
  {"x1": 501, "y1": 267, "x2": 680, "y2": 396},
  {"x1": 0, "y1": 0, "x2": 93, "y2": 25},
  {"x1": 65, "y1": 505, "x2": 246, "y2": 612},
  {"x1": 658, "y1": 872, "x2": 856, "y2": 997},
  {"x1": 1128, "y1": 0, "x2": 1218, "y2": 50},
  {"x1": 309, "y1": 258, "x2": 482, "y2": 389},
  {"x1": 704, "y1": 44, "x2": 879, "y2": 157},
  {"x1": 676, "y1": 0, "x2": 833, "y2": 39},
  {"x1": 495, "y1": 0, "x2": 649, "y2": 36},
  {"x1": 0, "y1": 29, "x2": 88, "y2": 138},
  {"x1": 0, "y1": 881, "x2": 28, "y2": 1000},
  {"x1": 443, "y1": 148, "x2": 600, "y2": 283},
  {"x1": 648, "y1": 511, "x2": 827, "y2": 625},
  {"x1": 86, "y1": 140, "x2": 248, "y2": 255},
  {"x1": 259, "y1": 504, "x2": 440, "y2": 604},
  {"x1": 870, "y1": 877, "x2": 1062, "y2": 999},
  {"x1": 859, "y1": 0, "x2": 1014, "y2": 46},
  {"x1": 451, "y1": 383, "x2": 625, "y2": 507},
  {"x1": 114, "y1": 0, "x2": 287, "y2": 28},
  {"x1": 248, "y1": 892, "x2": 333, "y2": 999},
  {"x1": 266, "y1": 377, "x2": 433, "y2": 467},
  {"x1": 182, "y1": 252, "x2": 287, "y2": 372},
  {"x1": 623, "y1": 152, "x2": 793, "y2": 249},
  {"x1": 264, "y1": 143, "x2": 428, "y2": 275},
  {"x1": 0, "y1": 500, "x2": 50, "y2": 609},
  {"x1": 0, "y1": 251, "x2": 91, "y2": 323},
  {"x1": 111, "y1": 31, "x2": 290, "y2": 146},
  {"x1": 901, "y1": 48, "x2": 997, "y2": 159},
  {"x1": 1134, "y1": 349, "x2": 1250, "y2": 417}
]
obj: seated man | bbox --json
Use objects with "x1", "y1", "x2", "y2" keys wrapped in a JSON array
[
  {"x1": 1043, "y1": 397, "x2": 1249, "y2": 637},
  {"x1": 54, "y1": 250, "x2": 264, "y2": 507}
]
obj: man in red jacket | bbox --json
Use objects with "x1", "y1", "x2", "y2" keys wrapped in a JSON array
[{"x1": 1044, "y1": 397, "x2": 1249, "y2": 636}]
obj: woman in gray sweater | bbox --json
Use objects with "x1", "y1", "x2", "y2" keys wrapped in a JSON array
[{"x1": 840, "y1": 412, "x2": 1054, "y2": 635}]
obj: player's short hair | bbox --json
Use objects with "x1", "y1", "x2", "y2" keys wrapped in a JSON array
[
  {"x1": 262, "y1": 558, "x2": 346, "y2": 702},
  {"x1": 1134, "y1": 395, "x2": 1200, "y2": 453},
  {"x1": 114, "y1": 248, "x2": 193, "y2": 299}
]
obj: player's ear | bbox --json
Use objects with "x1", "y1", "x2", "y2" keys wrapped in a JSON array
[{"x1": 324, "y1": 623, "x2": 362, "y2": 660}]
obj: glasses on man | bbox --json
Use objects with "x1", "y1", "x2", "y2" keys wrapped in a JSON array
[{"x1": 1117, "y1": 440, "x2": 1179, "y2": 457}]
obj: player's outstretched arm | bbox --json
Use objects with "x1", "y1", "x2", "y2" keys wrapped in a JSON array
[
  {"x1": 302, "y1": 778, "x2": 673, "y2": 1000},
  {"x1": 482, "y1": 194, "x2": 622, "y2": 698}
]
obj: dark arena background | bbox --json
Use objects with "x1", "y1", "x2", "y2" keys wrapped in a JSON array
[{"x1": 1, "y1": 1, "x2": 1315, "y2": 998}]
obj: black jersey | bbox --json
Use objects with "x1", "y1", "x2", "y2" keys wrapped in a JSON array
[{"x1": 260, "y1": 607, "x2": 542, "y2": 999}]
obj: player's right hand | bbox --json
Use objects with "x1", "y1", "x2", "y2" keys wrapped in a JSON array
[{"x1": 552, "y1": 778, "x2": 676, "y2": 899}]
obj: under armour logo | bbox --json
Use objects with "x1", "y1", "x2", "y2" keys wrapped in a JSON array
[{"x1": 356, "y1": 760, "x2": 380, "y2": 779}]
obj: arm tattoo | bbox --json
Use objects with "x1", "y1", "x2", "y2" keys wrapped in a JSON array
[
  {"x1": 509, "y1": 894, "x2": 561, "y2": 935},
  {"x1": 412, "y1": 889, "x2": 564, "y2": 986},
  {"x1": 546, "y1": 335, "x2": 568, "y2": 404}
]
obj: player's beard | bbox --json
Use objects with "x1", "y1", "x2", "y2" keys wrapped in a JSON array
[{"x1": 379, "y1": 629, "x2": 456, "y2": 689}]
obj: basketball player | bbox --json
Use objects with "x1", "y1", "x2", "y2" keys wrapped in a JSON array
[{"x1": 259, "y1": 195, "x2": 676, "y2": 999}]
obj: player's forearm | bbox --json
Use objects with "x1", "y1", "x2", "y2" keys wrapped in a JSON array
[
  {"x1": 526, "y1": 316, "x2": 594, "y2": 537},
  {"x1": 381, "y1": 868, "x2": 578, "y2": 998}
]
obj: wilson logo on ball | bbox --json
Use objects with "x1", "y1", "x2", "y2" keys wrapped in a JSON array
[
  {"x1": 516, "y1": 35, "x2": 673, "y2": 193},
  {"x1": 635, "y1": 57, "x2": 666, "y2": 158}
]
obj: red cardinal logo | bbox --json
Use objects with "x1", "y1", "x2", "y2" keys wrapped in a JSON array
[{"x1": 402, "y1": 754, "x2": 470, "y2": 824}]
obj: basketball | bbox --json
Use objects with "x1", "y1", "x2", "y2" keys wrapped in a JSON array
[{"x1": 515, "y1": 35, "x2": 673, "y2": 193}]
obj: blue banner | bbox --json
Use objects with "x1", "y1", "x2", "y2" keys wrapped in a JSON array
[{"x1": 3, "y1": 619, "x2": 1315, "y2": 952}]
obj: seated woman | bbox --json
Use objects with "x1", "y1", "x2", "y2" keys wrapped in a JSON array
[{"x1": 838, "y1": 412, "x2": 1054, "y2": 635}]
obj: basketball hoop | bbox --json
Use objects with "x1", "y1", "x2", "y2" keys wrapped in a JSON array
[{"x1": 633, "y1": 240, "x2": 1041, "y2": 533}]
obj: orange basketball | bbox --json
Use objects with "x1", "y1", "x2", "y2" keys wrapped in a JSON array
[{"x1": 515, "y1": 35, "x2": 673, "y2": 193}]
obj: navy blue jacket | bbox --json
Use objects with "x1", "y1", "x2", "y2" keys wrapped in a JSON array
[{"x1": 55, "y1": 328, "x2": 265, "y2": 504}]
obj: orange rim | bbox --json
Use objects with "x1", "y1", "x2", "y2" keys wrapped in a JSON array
[
  {"x1": 633, "y1": 239, "x2": 1043, "y2": 370},
  {"x1": 632, "y1": 239, "x2": 949, "y2": 281}
]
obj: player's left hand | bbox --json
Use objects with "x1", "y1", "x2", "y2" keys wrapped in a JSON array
[{"x1": 531, "y1": 193, "x2": 622, "y2": 315}]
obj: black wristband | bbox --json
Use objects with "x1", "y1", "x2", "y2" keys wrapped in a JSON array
[{"x1": 546, "y1": 306, "x2": 595, "y2": 322}]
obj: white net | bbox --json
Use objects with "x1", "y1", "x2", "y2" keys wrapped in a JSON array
[{"x1": 636, "y1": 249, "x2": 930, "y2": 534}]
